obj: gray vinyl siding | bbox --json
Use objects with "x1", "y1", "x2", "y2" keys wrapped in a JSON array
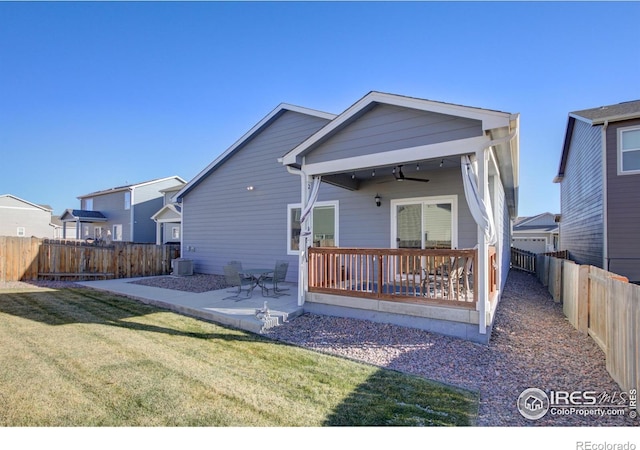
[
  {"x1": 0, "y1": 197, "x2": 53, "y2": 238},
  {"x1": 305, "y1": 104, "x2": 483, "y2": 164},
  {"x1": 491, "y1": 175, "x2": 511, "y2": 292},
  {"x1": 132, "y1": 180, "x2": 181, "y2": 243},
  {"x1": 559, "y1": 119, "x2": 604, "y2": 267},
  {"x1": 89, "y1": 191, "x2": 132, "y2": 241},
  {"x1": 606, "y1": 118, "x2": 640, "y2": 282},
  {"x1": 181, "y1": 111, "x2": 333, "y2": 280},
  {"x1": 83, "y1": 179, "x2": 182, "y2": 243},
  {"x1": 337, "y1": 166, "x2": 476, "y2": 250}
]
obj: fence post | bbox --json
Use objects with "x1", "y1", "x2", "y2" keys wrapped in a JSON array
[
  {"x1": 549, "y1": 257, "x2": 562, "y2": 302},
  {"x1": 577, "y1": 265, "x2": 590, "y2": 335}
]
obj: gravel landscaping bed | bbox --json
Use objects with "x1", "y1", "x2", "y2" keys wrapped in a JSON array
[
  {"x1": 264, "y1": 270, "x2": 637, "y2": 427},
  {"x1": 129, "y1": 273, "x2": 230, "y2": 293}
]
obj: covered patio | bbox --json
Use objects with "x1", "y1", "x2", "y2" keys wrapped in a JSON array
[{"x1": 280, "y1": 92, "x2": 519, "y2": 343}]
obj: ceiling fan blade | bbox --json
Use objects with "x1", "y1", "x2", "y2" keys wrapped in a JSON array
[{"x1": 403, "y1": 177, "x2": 430, "y2": 183}]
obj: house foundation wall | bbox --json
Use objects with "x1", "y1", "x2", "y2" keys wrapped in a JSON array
[{"x1": 305, "y1": 292, "x2": 490, "y2": 344}]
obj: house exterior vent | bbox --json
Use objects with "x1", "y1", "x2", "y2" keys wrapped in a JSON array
[{"x1": 172, "y1": 258, "x2": 193, "y2": 276}]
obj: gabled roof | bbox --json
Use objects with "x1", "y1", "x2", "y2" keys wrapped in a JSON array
[
  {"x1": 175, "y1": 104, "x2": 336, "y2": 202},
  {"x1": 0, "y1": 194, "x2": 53, "y2": 212},
  {"x1": 60, "y1": 209, "x2": 107, "y2": 222},
  {"x1": 570, "y1": 99, "x2": 640, "y2": 125},
  {"x1": 556, "y1": 100, "x2": 640, "y2": 182},
  {"x1": 513, "y1": 213, "x2": 559, "y2": 234},
  {"x1": 78, "y1": 176, "x2": 186, "y2": 199},
  {"x1": 151, "y1": 203, "x2": 182, "y2": 221},
  {"x1": 281, "y1": 91, "x2": 516, "y2": 166}
]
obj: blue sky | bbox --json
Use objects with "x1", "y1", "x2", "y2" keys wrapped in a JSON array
[{"x1": 1, "y1": 1, "x2": 639, "y2": 218}]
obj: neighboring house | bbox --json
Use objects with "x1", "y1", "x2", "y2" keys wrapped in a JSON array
[
  {"x1": 51, "y1": 215, "x2": 77, "y2": 239},
  {"x1": 0, "y1": 194, "x2": 54, "y2": 238},
  {"x1": 512, "y1": 212, "x2": 559, "y2": 254},
  {"x1": 554, "y1": 99, "x2": 640, "y2": 282},
  {"x1": 60, "y1": 176, "x2": 186, "y2": 243},
  {"x1": 151, "y1": 183, "x2": 186, "y2": 245},
  {"x1": 176, "y1": 91, "x2": 519, "y2": 343}
]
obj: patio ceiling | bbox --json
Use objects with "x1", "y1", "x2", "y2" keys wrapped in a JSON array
[{"x1": 321, "y1": 155, "x2": 465, "y2": 191}]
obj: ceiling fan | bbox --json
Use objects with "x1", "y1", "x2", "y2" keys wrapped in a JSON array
[{"x1": 392, "y1": 165, "x2": 430, "y2": 183}]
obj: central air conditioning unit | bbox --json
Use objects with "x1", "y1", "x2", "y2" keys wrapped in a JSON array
[{"x1": 171, "y1": 258, "x2": 193, "y2": 276}]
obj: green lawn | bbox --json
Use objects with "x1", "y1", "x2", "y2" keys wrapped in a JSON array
[{"x1": 0, "y1": 285, "x2": 478, "y2": 426}]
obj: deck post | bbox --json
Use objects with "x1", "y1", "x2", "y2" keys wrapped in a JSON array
[
  {"x1": 297, "y1": 170, "x2": 313, "y2": 307},
  {"x1": 477, "y1": 148, "x2": 489, "y2": 335}
]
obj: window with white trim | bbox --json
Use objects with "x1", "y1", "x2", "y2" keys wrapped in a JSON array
[
  {"x1": 171, "y1": 226, "x2": 180, "y2": 240},
  {"x1": 112, "y1": 224, "x2": 123, "y2": 241},
  {"x1": 84, "y1": 198, "x2": 93, "y2": 211},
  {"x1": 619, "y1": 126, "x2": 640, "y2": 174},
  {"x1": 17, "y1": 227, "x2": 25, "y2": 237},
  {"x1": 124, "y1": 191, "x2": 131, "y2": 210},
  {"x1": 287, "y1": 201, "x2": 338, "y2": 255}
]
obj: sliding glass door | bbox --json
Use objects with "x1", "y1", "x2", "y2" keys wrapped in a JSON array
[{"x1": 392, "y1": 196, "x2": 457, "y2": 250}]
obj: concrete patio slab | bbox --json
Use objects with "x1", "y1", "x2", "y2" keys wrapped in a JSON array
[{"x1": 77, "y1": 277, "x2": 303, "y2": 334}]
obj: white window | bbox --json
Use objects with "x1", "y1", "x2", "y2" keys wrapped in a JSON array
[
  {"x1": 618, "y1": 126, "x2": 640, "y2": 174},
  {"x1": 391, "y1": 196, "x2": 458, "y2": 249},
  {"x1": 287, "y1": 201, "x2": 339, "y2": 255},
  {"x1": 112, "y1": 224, "x2": 123, "y2": 241},
  {"x1": 171, "y1": 226, "x2": 180, "y2": 240},
  {"x1": 17, "y1": 227, "x2": 25, "y2": 237},
  {"x1": 84, "y1": 198, "x2": 93, "y2": 211},
  {"x1": 94, "y1": 227, "x2": 102, "y2": 239},
  {"x1": 124, "y1": 191, "x2": 131, "y2": 210},
  {"x1": 83, "y1": 225, "x2": 90, "y2": 237}
]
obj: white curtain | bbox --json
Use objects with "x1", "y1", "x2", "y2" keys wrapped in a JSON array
[
  {"x1": 300, "y1": 176, "x2": 321, "y2": 249},
  {"x1": 461, "y1": 155, "x2": 496, "y2": 245}
]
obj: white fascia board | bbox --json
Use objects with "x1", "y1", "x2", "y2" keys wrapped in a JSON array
[
  {"x1": 302, "y1": 135, "x2": 491, "y2": 176},
  {"x1": 151, "y1": 204, "x2": 181, "y2": 221},
  {"x1": 371, "y1": 92, "x2": 512, "y2": 130},
  {"x1": 568, "y1": 113, "x2": 595, "y2": 126},
  {"x1": 282, "y1": 92, "x2": 511, "y2": 166},
  {"x1": 0, "y1": 194, "x2": 51, "y2": 212}
]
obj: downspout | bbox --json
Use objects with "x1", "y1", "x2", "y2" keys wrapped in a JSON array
[
  {"x1": 602, "y1": 120, "x2": 609, "y2": 270},
  {"x1": 286, "y1": 165, "x2": 307, "y2": 307}
]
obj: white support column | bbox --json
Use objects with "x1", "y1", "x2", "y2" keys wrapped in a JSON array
[
  {"x1": 476, "y1": 147, "x2": 490, "y2": 335},
  {"x1": 297, "y1": 171, "x2": 312, "y2": 307},
  {"x1": 156, "y1": 222, "x2": 162, "y2": 245}
]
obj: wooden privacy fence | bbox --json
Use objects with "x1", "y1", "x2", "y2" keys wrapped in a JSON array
[
  {"x1": 536, "y1": 255, "x2": 639, "y2": 393},
  {"x1": 0, "y1": 237, "x2": 180, "y2": 282},
  {"x1": 510, "y1": 247, "x2": 537, "y2": 273}
]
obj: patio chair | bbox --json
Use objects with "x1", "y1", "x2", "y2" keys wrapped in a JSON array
[
  {"x1": 223, "y1": 264, "x2": 254, "y2": 301},
  {"x1": 228, "y1": 260, "x2": 253, "y2": 282},
  {"x1": 446, "y1": 256, "x2": 473, "y2": 301},
  {"x1": 261, "y1": 260, "x2": 290, "y2": 297}
]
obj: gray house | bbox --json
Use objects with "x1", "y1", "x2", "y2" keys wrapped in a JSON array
[
  {"x1": 60, "y1": 176, "x2": 186, "y2": 243},
  {"x1": 512, "y1": 212, "x2": 559, "y2": 254},
  {"x1": 176, "y1": 91, "x2": 519, "y2": 343},
  {"x1": 0, "y1": 194, "x2": 54, "y2": 238},
  {"x1": 554, "y1": 100, "x2": 640, "y2": 282}
]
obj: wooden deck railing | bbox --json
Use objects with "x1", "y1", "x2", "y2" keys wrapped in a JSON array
[{"x1": 308, "y1": 247, "x2": 486, "y2": 308}]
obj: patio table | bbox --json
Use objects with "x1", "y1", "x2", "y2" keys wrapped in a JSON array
[{"x1": 242, "y1": 268, "x2": 274, "y2": 295}]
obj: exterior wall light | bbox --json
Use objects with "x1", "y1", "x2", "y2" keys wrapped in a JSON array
[
  {"x1": 375, "y1": 194, "x2": 381, "y2": 207},
  {"x1": 246, "y1": 186, "x2": 254, "y2": 191}
]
